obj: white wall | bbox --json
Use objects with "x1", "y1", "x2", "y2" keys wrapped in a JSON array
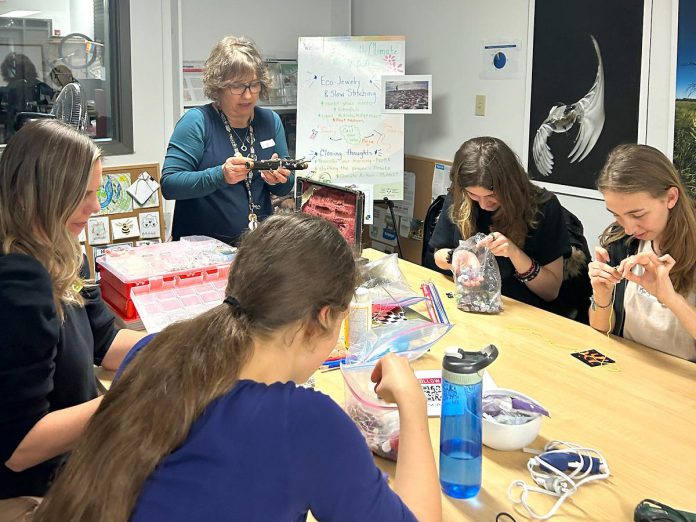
[
  {"x1": 180, "y1": 0, "x2": 350, "y2": 62},
  {"x1": 107, "y1": 0, "x2": 170, "y2": 168},
  {"x1": 351, "y1": 0, "x2": 678, "y2": 251}
]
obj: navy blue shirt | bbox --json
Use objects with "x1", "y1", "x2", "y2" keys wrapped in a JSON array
[
  {"x1": 162, "y1": 104, "x2": 294, "y2": 245},
  {"x1": 119, "y1": 338, "x2": 416, "y2": 522}
]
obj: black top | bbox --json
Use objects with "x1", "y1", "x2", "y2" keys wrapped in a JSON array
[
  {"x1": 429, "y1": 190, "x2": 570, "y2": 311},
  {"x1": 0, "y1": 254, "x2": 118, "y2": 498}
]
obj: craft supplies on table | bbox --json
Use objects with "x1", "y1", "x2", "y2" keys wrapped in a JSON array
[{"x1": 96, "y1": 236, "x2": 236, "y2": 327}]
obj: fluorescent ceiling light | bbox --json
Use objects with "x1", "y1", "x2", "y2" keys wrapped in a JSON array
[{"x1": 0, "y1": 10, "x2": 41, "y2": 17}]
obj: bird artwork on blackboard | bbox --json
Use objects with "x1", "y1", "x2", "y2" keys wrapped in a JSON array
[{"x1": 532, "y1": 35, "x2": 605, "y2": 176}]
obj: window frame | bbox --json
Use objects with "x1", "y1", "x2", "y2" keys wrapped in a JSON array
[{"x1": 0, "y1": 0, "x2": 133, "y2": 155}]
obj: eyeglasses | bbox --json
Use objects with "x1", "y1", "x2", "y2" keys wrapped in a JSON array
[{"x1": 227, "y1": 80, "x2": 263, "y2": 95}]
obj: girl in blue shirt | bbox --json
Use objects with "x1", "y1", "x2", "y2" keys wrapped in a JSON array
[{"x1": 35, "y1": 214, "x2": 441, "y2": 522}]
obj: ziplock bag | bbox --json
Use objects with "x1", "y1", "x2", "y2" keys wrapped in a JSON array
[
  {"x1": 341, "y1": 363, "x2": 400, "y2": 461},
  {"x1": 345, "y1": 315, "x2": 452, "y2": 364},
  {"x1": 358, "y1": 254, "x2": 424, "y2": 308},
  {"x1": 453, "y1": 233, "x2": 502, "y2": 313}
]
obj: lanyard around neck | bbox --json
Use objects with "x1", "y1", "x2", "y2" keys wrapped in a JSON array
[{"x1": 216, "y1": 106, "x2": 261, "y2": 230}]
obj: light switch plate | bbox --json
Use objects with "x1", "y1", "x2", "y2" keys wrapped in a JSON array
[{"x1": 475, "y1": 94, "x2": 486, "y2": 116}]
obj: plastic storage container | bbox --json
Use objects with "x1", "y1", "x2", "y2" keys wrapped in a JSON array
[{"x1": 96, "y1": 236, "x2": 235, "y2": 324}]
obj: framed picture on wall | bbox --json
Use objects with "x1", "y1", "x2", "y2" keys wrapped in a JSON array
[
  {"x1": 381, "y1": 75, "x2": 432, "y2": 114},
  {"x1": 526, "y1": 0, "x2": 649, "y2": 198}
]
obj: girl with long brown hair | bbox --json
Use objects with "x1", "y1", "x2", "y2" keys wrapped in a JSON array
[
  {"x1": 35, "y1": 213, "x2": 441, "y2": 522},
  {"x1": 0, "y1": 120, "x2": 143, "y2": 519},
  {"x1": 589, "y1": 144, "x2": 696, "y2": 361},
  {"x1": 429, "y1": 137, "x2": 585, "y2": 317}
]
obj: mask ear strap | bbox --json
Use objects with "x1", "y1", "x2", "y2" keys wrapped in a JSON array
[{"x1": 508, "y1": 441, "x2": 610, "y2": 520}]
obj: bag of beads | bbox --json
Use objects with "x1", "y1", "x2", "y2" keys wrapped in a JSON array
[
  {"x1": 341, "y1": 363, "x2": 400, "y2": 461},
  {"x1": 452, "y1": 233, "x2": 502, "y2": 313}
]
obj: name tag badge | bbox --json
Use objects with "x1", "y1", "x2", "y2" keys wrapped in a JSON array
[{"x1": 260, "y1": 139, "x2": 275, "y2": 149}]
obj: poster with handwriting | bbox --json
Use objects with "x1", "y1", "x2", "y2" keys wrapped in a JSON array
[{"x1": 297, "y1": 36, "x2": 405, "y2": 199}]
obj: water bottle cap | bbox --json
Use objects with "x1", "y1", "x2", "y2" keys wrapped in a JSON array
[{"x1": 442, "y1": 344, "x2": 499, "y2": 374}]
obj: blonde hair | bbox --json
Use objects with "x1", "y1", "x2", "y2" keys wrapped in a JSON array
[
  {"x1": 203, "y1": 35, "x2": 271, "y2": 101},
  {"x1": 449, "y1": 137, "x2": 542, "y2": 246},
  {"x1": 34, "y1": 213, "x2": 358, "y2": 522},
  {"x1": 598, "y1": 143, "x2": 696, "y2": 295},
  {"x1": 0, "y1": 120, "x2": 102, "y2": 316}
]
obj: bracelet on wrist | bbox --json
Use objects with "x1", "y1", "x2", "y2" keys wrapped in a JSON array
[
  {"x1": 514, "y1": 259, "x2": 540, "y2": 283},
  {"x1": 590, "y1": 290, "x2": 615, "y2": 311}
]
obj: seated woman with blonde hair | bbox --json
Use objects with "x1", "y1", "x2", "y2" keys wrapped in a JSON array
[
  {"x1": 589, "y1": 143, "x2": 696, "y2": 362},
  {"x1": 0, "y1": 120, "x2": 143, "y2": 519}
]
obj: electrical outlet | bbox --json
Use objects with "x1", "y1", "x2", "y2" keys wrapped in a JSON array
[{"x1": 475, "y1": 94, "x2": 486, "y2": 116}]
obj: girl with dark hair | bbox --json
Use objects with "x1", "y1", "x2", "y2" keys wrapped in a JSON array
[
  {"x1": 429, "y1": 137, "x2": 580, "y2": 316},
  {"x1": 0, "y1": 121, "x2": 143, "y2": 518},
  {"x1": 589, "y1": 144, "x2": 696, "y2": 361},
  {"x1": 35, "y1": 213, "x2": 441, "y2": 522}
]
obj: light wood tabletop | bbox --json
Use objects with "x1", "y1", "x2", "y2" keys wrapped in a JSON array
[
  {"x1": 310, "y1": 250, "x2": 696, "y2": 521},
  {"x1": 97, "y1": 249, "x2": 696, "y2": 521}
]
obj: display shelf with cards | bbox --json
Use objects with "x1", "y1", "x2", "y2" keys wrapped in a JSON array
[{"x1": 81, "y1": 162, "x2": 166, "y2": 283}]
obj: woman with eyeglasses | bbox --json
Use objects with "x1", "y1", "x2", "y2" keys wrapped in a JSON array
[
  {"x1": 429, "y1": 137, "x2": 591, "y2": 319},
  {"x1": 162, "y1": 36, "x2": 293, "y2": 245}
]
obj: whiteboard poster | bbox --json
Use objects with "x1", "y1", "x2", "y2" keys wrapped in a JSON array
[{"x1": 297, "y1": 36, "x2": 406, "y2": 199}]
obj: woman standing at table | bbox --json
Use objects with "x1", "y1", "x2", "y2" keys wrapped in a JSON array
[
  {"x1": 589, "y1": 144, "x2": 696, "y2": 362},
  {"x1": 429, "y1": 136, "x2": 590, "y2": 319},
  {"x1": 162, "y1": 35, "x2": 293, "y2": 245},
  {"x1": 35, "y1": 214, "x2": 442, "y2": 522},
  {"x1": 0, "y1": 120, "x2": 144, "y2": 518}
]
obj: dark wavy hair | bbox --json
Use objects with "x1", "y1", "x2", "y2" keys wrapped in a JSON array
[{"x1": 449, "y1": 136, "x2": 543, "y2": 246}]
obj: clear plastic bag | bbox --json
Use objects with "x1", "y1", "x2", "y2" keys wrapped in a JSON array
[
  {"x1": 358, "y1": 253, "x2": 424, "y2": 307},
  {"x1": 341, "y1": 363, "x2": 400, "y2": 461},
  {"x1": 453, "y1": 233, "x2": 502, "y2": 313},
  {"x1": 346, "y1": 316, "x2": 452, "y2": 364}
]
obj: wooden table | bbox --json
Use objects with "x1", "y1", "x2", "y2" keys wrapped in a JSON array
[
  {"x1": 98, "y1": 249, "x2": 696, "y2": 521},
  {"x1": 311, "y1": 250, "x2": 696, "y2": 521}
]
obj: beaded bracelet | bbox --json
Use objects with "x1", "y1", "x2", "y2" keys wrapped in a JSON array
[{"x1": 514, "y1": 259, "x2": 541, "y2": 283}]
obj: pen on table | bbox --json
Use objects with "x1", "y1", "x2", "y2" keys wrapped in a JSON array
[{"x1": 320, "y1": 358, "x2": 345, "y2": 371}]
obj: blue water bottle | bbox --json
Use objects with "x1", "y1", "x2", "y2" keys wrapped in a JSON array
[{"x1": 439, "y1": 345, "x2": 498, "y2": 499}]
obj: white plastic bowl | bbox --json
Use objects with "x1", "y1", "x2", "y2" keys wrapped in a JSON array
[{"x1": 482, "y1": 387, "x2": 543, "y2": 451}]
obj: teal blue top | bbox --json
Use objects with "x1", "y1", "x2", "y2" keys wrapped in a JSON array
[{"x1": 162, "y1": 104, "x2": 293, "y2": 244}]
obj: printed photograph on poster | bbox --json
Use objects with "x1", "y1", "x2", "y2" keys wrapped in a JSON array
[
  {"x1": 381, "y1": 75, "x2": 432, "y2": 114},
  {"x1": 138, "y1": 212, "x2": 161, "y2": 238},
  {"x1": 111, "y1": 217, "x2": 140, "y2": 240},
  {"x1": 98, "y1": 173, "x2": 133, "y2": 215},
  {"x1": 674, "y1": 1, "x2": 696, "y2": 198},
  {"x1": 527, "y1": 0, "x2": 644, "y2": 192},
  {"x1": 87, "y1": 216, "x2": 110, "y2": 245}
]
